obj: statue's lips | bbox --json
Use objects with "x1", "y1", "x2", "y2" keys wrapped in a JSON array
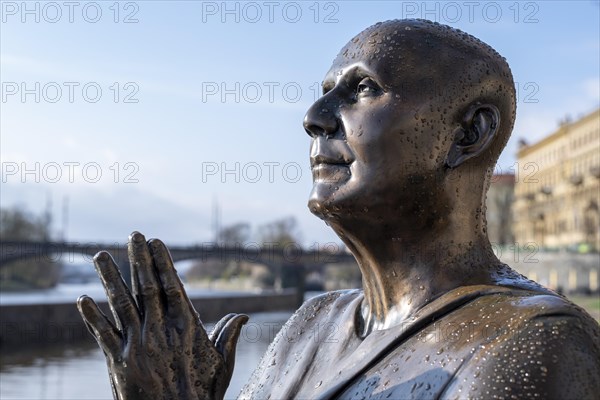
[{"x1": 311, "y1": 163, "x2": 351, "y2": 182}]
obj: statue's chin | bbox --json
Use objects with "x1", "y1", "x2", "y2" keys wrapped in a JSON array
[
  {"x1": 308, "y1": 183, "x2": 343, "y2": 221},
  {"x1": 308, "y1": 195, "x2": 327, "y2": 220},
  {"x1": 308, "y1": 177, "x2": 359, "y2": 221},
  {"x1": 308, "y1": 188, "x2": 346, "y2": 222}
]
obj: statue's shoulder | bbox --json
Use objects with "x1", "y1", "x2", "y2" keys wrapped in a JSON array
[
  {"x1": 295, "y1": 289, "x2": 362, "y2": 316},
  {"x1": 474, "y1": 285, "x2": 599, "y2": 330},
  {"x1": 444, "y1": 288, "x2": 600, "y2": 399}
]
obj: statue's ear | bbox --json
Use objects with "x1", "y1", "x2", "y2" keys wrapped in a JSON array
[{"x1": 446, "y1": 104, "x2": 500, "y2": 169}]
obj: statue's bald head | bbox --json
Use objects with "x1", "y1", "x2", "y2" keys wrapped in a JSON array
[
  {"x1": 332, "y1": 19, "x2": 516, "y2": 171},
  {"x1": 306, "y1": 19, "x2": 516, "y2": 226}
]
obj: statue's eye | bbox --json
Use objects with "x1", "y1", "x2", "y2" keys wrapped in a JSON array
[{"x1": 356, "y1": 77, "x2": 380, "y2": 97}]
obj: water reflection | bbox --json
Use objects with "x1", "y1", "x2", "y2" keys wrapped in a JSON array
[
  {"x1": 0, "y1": 341, "x2": 111, "y2": 400},
  {"x1": 0, "y1": 311, "x2": 291, "y2": 400}
]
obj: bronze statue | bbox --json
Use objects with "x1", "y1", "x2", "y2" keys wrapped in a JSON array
[{"x1": 79, "y1": 19, "x2": 600, "y2": 399}]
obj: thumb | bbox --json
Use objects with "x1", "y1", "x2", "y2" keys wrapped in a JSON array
[
  {"x1": 209, "y1": 313, "x2": 238, "y2": 345},
  {"x1": 214, "y1": 313, "x2": 249, "y2": 378}
]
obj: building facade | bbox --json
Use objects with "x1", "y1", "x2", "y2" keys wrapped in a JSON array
[
  {"x1": 513, "y1": 109, "x2": 600, "y2": 251},
  {"x1": 486, "y1": 174, "x2": 515, "y2": 247}
]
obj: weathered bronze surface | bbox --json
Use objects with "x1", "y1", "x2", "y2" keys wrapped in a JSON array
[{"x1": 79, "y1": 19, "x2": 600, "y2": 399}]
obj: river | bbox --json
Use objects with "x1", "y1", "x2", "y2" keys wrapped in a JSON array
[
  {"x1": 0, "y1": 280, "x2": 300, "y2": 399},
  {"x1": 0, "y1": 309, "x2": 292, "y2": 399}
]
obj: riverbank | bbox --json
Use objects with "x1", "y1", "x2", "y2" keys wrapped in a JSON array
[{"x1": 0, "y1": 283, "x2": 299, "y2": 346}]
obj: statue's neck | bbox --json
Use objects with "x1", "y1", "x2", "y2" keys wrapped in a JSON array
[{"x1": 329, "y1": 219, "x2": 498, "y2": 338}]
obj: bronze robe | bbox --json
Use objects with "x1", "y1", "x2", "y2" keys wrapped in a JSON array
[{"x1": 240, "y1": 284, "x2": 599, "y2": 399}]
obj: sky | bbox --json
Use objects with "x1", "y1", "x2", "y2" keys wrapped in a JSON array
[{"x1": 1, "y1": 0, "x2": 599, "y2": 247}]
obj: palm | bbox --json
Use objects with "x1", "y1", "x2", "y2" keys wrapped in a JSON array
[{"x1": 77, "y1": 232, "x2": 247, "y2": 400}]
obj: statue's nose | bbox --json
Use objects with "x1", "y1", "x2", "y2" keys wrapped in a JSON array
[{"x1": 303, "y1": 100, "x2": 339, "y2": 138}]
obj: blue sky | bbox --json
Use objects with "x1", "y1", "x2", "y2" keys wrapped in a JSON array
[{"x1": 1, "y1": 1, "x2": 599, "y2": 246}]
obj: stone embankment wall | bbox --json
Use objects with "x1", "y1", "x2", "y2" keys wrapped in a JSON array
[{"x1": 0, "y1": 289, "x2": 298, "y2": 345}]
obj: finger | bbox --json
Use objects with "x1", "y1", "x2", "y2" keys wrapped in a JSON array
[
  {"x1": 209, "y1": 313, "x2": 238, "y2": 345},
  {"x1": 93, "y1": 250, "x2": 141, "y2": 338},
  {"x1": 148, "y1": 238, "x2": 199, "y2": 323},
  {"x1": 77, "y1": 295, "x2": 122, "y2": 356},
  {"x1": 214, "y1": 314, "x2": 249, "y2": 379},
  {"x1": 128, "y1": 231, "x2": 162, "y2": 320}
]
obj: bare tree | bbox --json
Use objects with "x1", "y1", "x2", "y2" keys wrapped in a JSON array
[
  {"x1": 257, "y1": 216, "x2": 302, "y2": 248},
  {"x1": 216, "y1": 222, "x2": 250, "y2": 246}
]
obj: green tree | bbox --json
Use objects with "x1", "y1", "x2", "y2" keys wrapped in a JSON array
[
  {"x1": 0, "y1": 206, "x2": 51, "y2": 241},
  {"x1": 0, "y1": 206, "x2": 61, "y2": 290}
]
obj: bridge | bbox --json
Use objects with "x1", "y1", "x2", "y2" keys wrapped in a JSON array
[
  {"x1": 0, "y1": 240, "x2": 355, "y2": 266},
  {"x1": 0, "y1": 240, "x2": 357, "y2": 288},
  {"x1": 0, "y1": 240, "x2": 360, "y2": 345}
]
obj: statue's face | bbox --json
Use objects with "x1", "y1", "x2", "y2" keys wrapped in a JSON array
[{"x1": 304, "y1": 25, "x2": 455, "y2": 221}]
